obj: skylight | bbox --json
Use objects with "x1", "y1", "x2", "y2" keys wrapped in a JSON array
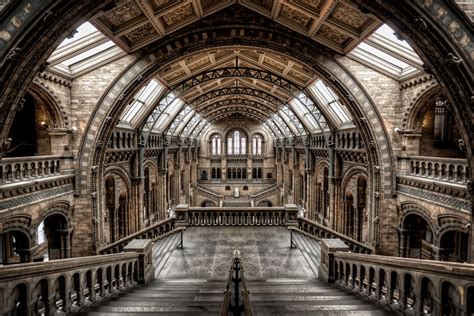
[
  {"x1": 47, "y1": 22, "x2": 125, "y2": 78},
  {"x1": 121, "y1": 79, "x2": 165, "y2": 124},
  {"x1": 308, "y1": 80, "x2": 351, "y2": 125},
  {"x1": 348, "y1": 24, "x2": 423, "y2": 80},
  {"x1": 57, "y1": 22, "x2": 98, "y2": 48}
]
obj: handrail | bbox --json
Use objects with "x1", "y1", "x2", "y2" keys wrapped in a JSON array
[
  {"x1": 219, "y1": 251, "x2": 253, "y2": 316},
  {"x1": 298, "y1": 218, "x2": 372, "y2": 254},
  {"x1": 220, "y1": 259, "x2": 234, "y2": 315},
  {"x1": 99, "y1": 217, "x2": 175, "y2": 254},
  {"x1": 327, "y1": 250, "x2": 474, "y2": 313},
  {"x1": 240, "y1": 260, "x2": 254, "y2": 316},
  {"x1": 288, "y1": 226, "x2": 322, "y2": 242},
  {"x1": 0, "y1": 252, "x2": 138, "y2": 281}
]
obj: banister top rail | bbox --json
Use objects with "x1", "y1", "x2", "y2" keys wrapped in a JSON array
[
  {"x1": 299, "y1": 218, "x2": 372, "y2": 253},
  {"x1": 334, "y1": 252, "x2": 474, "y2": 279},
  {"x1": 0, "y1": 154, "x2": 73, "y2": 163},
  {"x1": 99, "y1": 217, "x2": 175, "y2": 253},
  {"x1": 0, "y1": 252, "x2": 138, "y2": 281},
  {"x1": 409, "y1": 155, "x2": 469, "y2": 164},
  {"x1": 288, "y1": 226, "x2": 321, "y2": 242},
  {"x1": 220, "y1": 251, "x2": 253, "y2": 316},
  {"x1": 240, "y1": 260, "x2": 254, "y2": 316},
  {"x1": 219, "y1": 258, "x2": 235, "y2": 316},
  {"x1": 152, "y1": 226, "x2": 186, "y2": 242}
]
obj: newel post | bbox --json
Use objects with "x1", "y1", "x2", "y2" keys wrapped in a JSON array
[
  {"x1": 124, "y1": 239, "x2": 154, "y2": 284},
  {"x1": 318, "y1": 238, "x2": 349, "y2": 283},
  {"x1": 175, "y1": 204, "x2": 189, "y2": 226},
  {"x1": 285, "y1": 204, "x2": 298, "y2": 226}
]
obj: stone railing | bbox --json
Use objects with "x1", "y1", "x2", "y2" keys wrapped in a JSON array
[
  {"x1": 318, "y1": 239, "x2": 474, "y2": 315},
  {"x1": 0, "y1": 154, "x2": 74, "y2": 185},
  {"x1": 175, "y1": 204, "x2": 299, "y2": 227},
  {"x1": 298, "y1": 218, "x2": 372, "y2": 254},
  {"x1": 99, "y1": 217, "x2": 176, "y2": 254},
  {"x1": 408, "y1": 156, "x2": 470, "y2": 184},
  {"x1": 195, "y1": 184, "x2": 224, "y2": 206},
  {"x1": 0, "y1": 240, "x2": 154, "y2": 316},
  {"x1": 250, "y1": 184, "x2": 279, "y2": 205}
]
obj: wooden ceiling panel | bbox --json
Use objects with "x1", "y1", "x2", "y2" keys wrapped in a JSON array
[{"x1": 91, "y1": 0, "x2": 380, "y2": 54}]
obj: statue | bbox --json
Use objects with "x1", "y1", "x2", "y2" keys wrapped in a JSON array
[{"x1": 234, "y1": 187, "x2": 239, "y2": 198}]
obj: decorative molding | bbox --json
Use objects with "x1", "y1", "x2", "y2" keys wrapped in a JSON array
[{"x1": 0, "y1": 183, "x2": 74, "y2": 210}]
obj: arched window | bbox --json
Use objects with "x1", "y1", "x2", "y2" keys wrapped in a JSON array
[
  {"x1": 234, "y1": 131, "x2": 240, "y2": 154},
  {"x1": 211, "y1": 135, "x2": 221, "y2": 155},
  {"x1": 252, "y1": 135, "x2": 263, "y2": 155},
  {"x1": 226, "y1": 130, "x2": 249, "y2": 155},
  {"x1": 227, "y1": 137, "x2": 232, "y2": 155}
]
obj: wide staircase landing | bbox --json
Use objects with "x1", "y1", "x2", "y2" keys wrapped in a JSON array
[
  {"x1": 77, "y1": 227, "x2": 393, "y2": 315},
  {"x1": 222, "y1": 196, "x2": 251, "y2": 207}
]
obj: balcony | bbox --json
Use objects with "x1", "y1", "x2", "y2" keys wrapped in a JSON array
[
  {"x1": 0, "y1": 155, "x2": 74, "y2": 186},
  {"x1": 407, "y1": 156, "x2": 470, "y2": 184}
]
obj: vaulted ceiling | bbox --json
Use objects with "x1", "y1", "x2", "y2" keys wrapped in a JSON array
[
  {"x1": 91, "y1": 0, "x2": 381, "y2": 54},
  {"x1": 52, "y1": 1, "x2": 390, "y2": 140}
]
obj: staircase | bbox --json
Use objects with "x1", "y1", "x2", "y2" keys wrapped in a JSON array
[
  {"x1": 75, "y1": 227, "x2": 393, "y2": 315},
  {"x1": 222, "y1": 195, "x2": 251, "y2": 207},
  {"x1": 248, "y1": 278, "x2": 394, "y2": 315}
]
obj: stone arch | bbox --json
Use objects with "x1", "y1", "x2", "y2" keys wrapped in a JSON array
[
  {"x1": 36, "y1": 201, "x2": 72, "y2": 230},
  {"x1": 400, "y1": 202, "x2": 438, "y2": 238},
  {"x1": 341, "y1": 166, "x2": 369, "y2": 196},
  {"x1": 201, "y1": 200, "x2": 216, "y2": 207},
  {"x1": 103, "y1": 166, "x2": 132, "y2": 194},
  {"x1": 143, "y1": 159, "x2": 159, "y2": 222},
  {"x1": 2, "y1": 215, "x2": 34, "y2": 245},
  {"x1": 29, "y1": 80, "x2": 69, "y2": 128},
  {"x1": 436, "y1": 214, "x2": 470, "y2": 243},
  {"x1": 402, "y1": 81, "x2": 440, "y2": 131}
]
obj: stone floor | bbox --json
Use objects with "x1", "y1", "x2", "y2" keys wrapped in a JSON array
[{"x1": 157, "y1": 226, "x2": 315, "y2": 280}]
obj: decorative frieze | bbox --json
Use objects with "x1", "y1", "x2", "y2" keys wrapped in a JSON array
[
  {"x1": 397, "y1": 183, "x2": 472, "y2": 211},
  {"x1": 0, "y1": 183, "x2": 74, "y2": 210}
]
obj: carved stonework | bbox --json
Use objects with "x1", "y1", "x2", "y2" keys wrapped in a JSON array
[
  {"x1": 279, "y1": 4, "x2": 312, "y2": 28},
  {"x1": 299, "y1": 0, "x2": 322, "y2": 9},
  {"x1": 317, "y1": 24, "x2": 349, "y2": 44},
  {"x1": 124, "y1": 23, "x2": 156, "y2": 42},
  {"x1": 161, "y1": 3, "x2": 194, "y2": 27},
  {"x1": 330, "y1": 3, "x2": 368, "y2": 29},
  {"x1": 104, "y1": 2, "x2": 143, "y2": 27}
]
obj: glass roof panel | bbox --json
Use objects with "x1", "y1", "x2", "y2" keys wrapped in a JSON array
[
  {"x1": 309, "y1": 80, "x2": 351, "y2": 124},
  {"x1": 375, "y1": 24, "x2": 412, "y2": 49},
  {"x1": 121, "y1": 79, "x2": 165, "y2": 123},
  {"x1": 57, "y1": 22, "x2": 98, "y2": 48},
  {"x1": 348, "y1": 24, "x2": 422, "y2": 80},
  {"x1": 289, "y1": 98, "x2": 318, "y2": 132},
  {"x1": 357, "y1": 43, "x2": 409, "y2": 69},
  {"x1": 62, "y1": 41, "x2": 116, "y2": 66},
  {"x1": 152, "y1": 97, "x2": 184, "y2": 132}
]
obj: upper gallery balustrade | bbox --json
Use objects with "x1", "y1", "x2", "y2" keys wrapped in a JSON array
[
  {"x1": 406, "y1": 156, "x2": 470, "y2": 184},
  {"x1": 0, "y1": 154, "x2": 74, "y2": 186}
]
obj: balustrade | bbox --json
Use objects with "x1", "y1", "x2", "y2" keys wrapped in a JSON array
[
  {"x1": 0, "y1": 155, "x2": 73, "y2": 185},
  {"x1": 99, "y1": 217, "x2": 176, "y2": 254},
  {"x1": 329, "y1": 252, "x2": 474, "y2": 314},
  {"x1": 297, "y1": 218, "x2": 372, "y2": 254},
  {"x1": 187, "y1": 206, "x2": 296, "y2": 226},
  {"x1": 408, "y1": 156, "x2": 469, "y2": 184},
  {"x1": 0, "y1": 252, "x2": 142, "y2": 315}
]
